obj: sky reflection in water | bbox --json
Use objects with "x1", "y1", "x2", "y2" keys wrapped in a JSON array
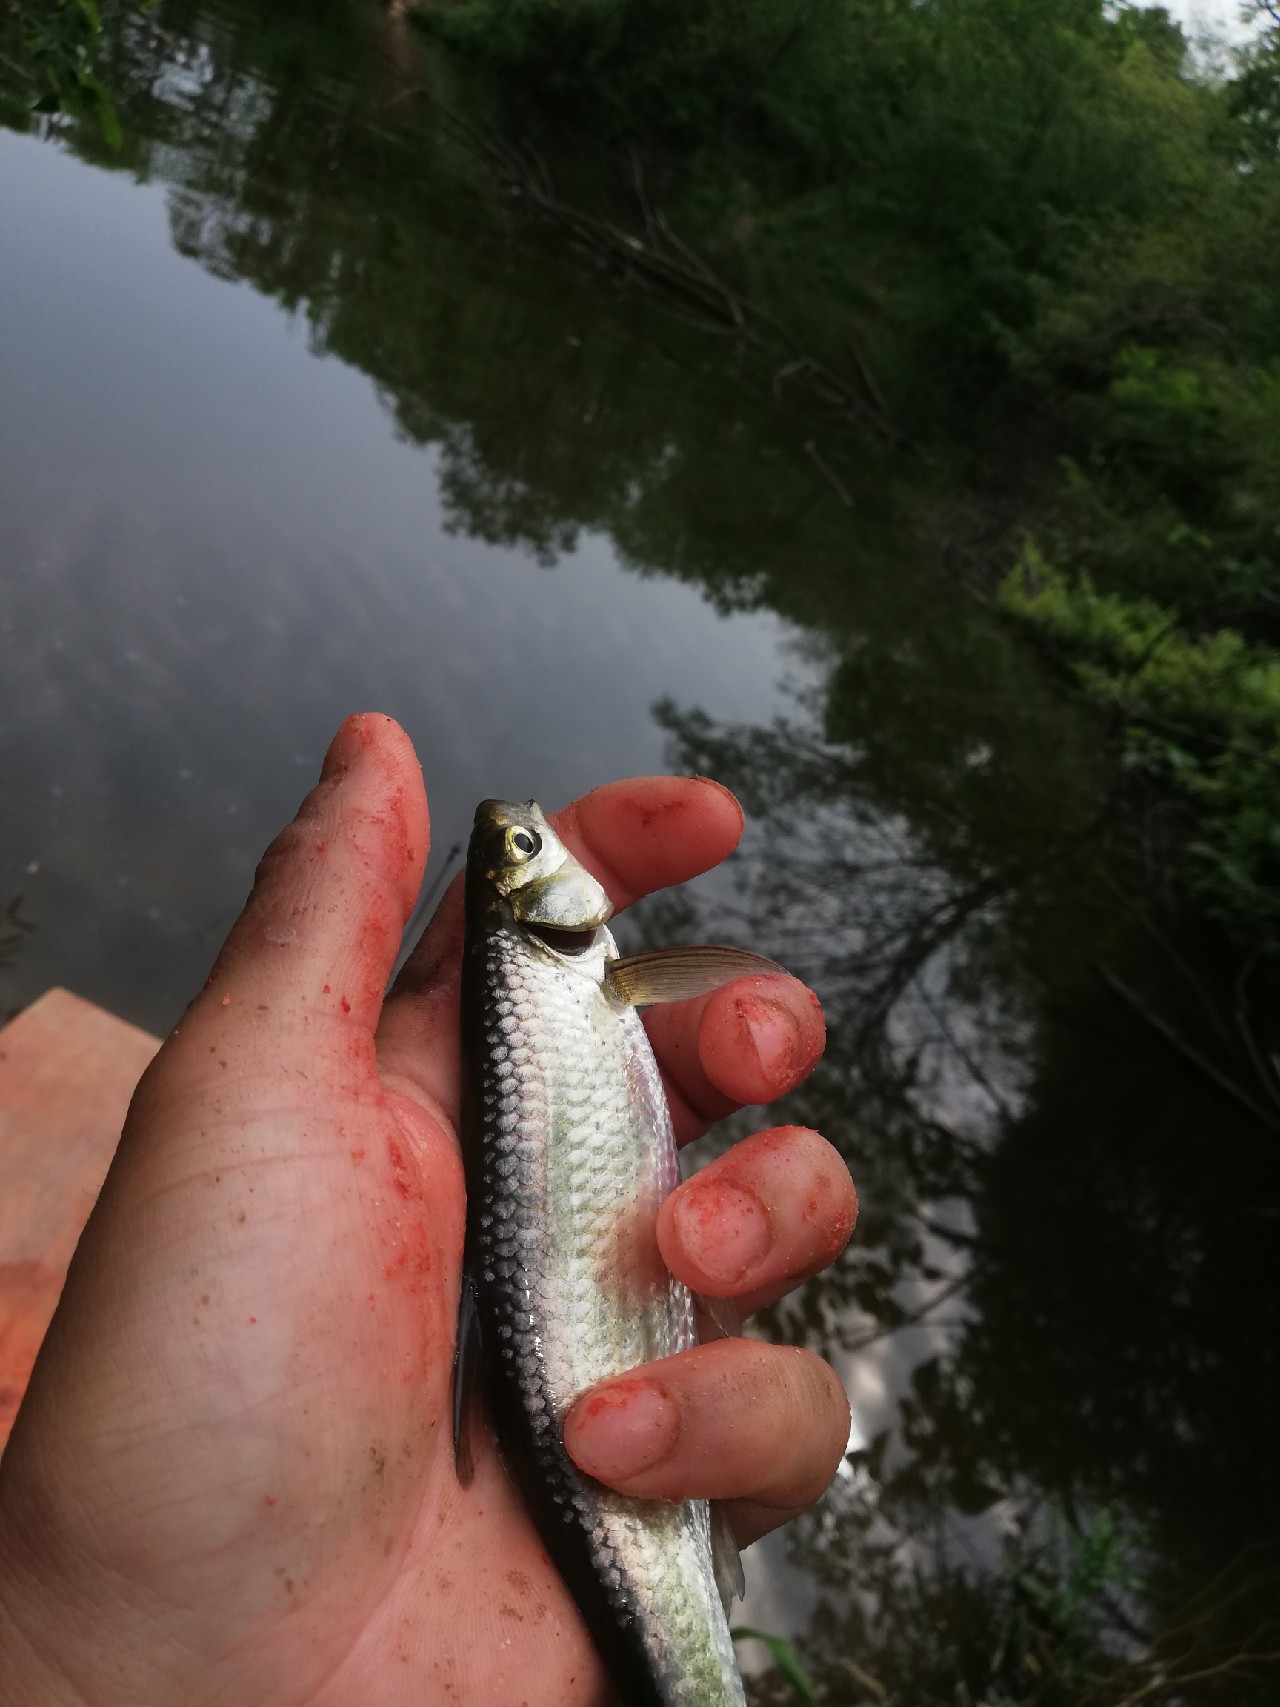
[{"x1": 2, "y1": 5, "x2": 1278, "y2": 1696}]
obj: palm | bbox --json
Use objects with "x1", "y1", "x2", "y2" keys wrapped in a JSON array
[
  {"x1": 17, "y1": 918, "x2": 609, "y2": 1704},
  {"x1": 0, "y1": 717, "x2": 851, "y2": 1707}
]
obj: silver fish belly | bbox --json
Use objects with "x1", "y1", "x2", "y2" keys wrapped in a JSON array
[{"x1": 460, "y1": 816, "x2": 746, "y2": 1706}]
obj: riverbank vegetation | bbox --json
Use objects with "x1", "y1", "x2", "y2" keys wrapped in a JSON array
[
  {"x1": 418, "y1": 0, "x2": 1280, "y2": 951},
  {"x1": 6, "y1": 0, "x2": 123, "y2": 142}
]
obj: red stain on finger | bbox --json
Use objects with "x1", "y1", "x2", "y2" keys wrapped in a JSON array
[
  {"x1": 387, "y1": 1134, "x2": 420, "y2": 1201},
  {"x1": 579, "y1": 1376, "x2": 652, "y2": 1420},
  {"x1": 734, "y1": 988, "x2": 822, "y2": 1090}
]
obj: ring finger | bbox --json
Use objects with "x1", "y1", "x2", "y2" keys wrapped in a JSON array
[{"x1": 659, "y1": 1125, "x2": 857, "y2": 1318}]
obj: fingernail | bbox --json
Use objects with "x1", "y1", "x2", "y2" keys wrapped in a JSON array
[
  {"x1": 673, "y1": 1179, "x2": 771, "y2": 1288},
  {"x1": 737, "y1": 984, "x2": 815, "y2": 1090},
  {"x1": 564, "y1": 1378, "x2": 679, "y2": 1481},
  {"x1": 739, "y1": 993, "x2": 796, "y2": 1084}
]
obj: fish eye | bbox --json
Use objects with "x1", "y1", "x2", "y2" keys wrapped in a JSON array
[{"x1": 507, "y1": 827, "x2": 540, "y2": 862}]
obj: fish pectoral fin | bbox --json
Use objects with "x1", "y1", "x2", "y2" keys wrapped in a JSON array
[
  {"x1": 696, "y1": 1292, "x2": 743, "y2": 1343},
  {"x1": 604, "y1": 945, "x2": 787, "y2": 1007},
  {"x1": 711, "y1": 1501, "x2": 747, "y2": 1611},
  {"x1": 452, "y1": 1270, "x2": 484, "y2": 1488}
]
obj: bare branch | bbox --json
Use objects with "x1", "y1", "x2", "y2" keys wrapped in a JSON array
[
  {"x1": 1092, "y1": 961, "x2": 1280, "y2": 1144},
  {"x1": 804, "y1": 438, "x2": 853, "y2": 507}
]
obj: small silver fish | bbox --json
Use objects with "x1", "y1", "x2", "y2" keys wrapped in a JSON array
[{"x1": 456, "y1": 799, "x2": 779, "y2": 1706}]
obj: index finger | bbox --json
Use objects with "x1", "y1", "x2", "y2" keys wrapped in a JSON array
[
  {"x1": 554, "y1": 774, "x2": 744, "y2": 910},
  {"x1": 378, "y1": 776, "x2": 745, "y2": 1122}
]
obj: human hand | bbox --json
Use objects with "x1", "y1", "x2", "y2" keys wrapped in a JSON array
[{"x1": 0, "y1": 714, "x2": 855, "y2": 1706}]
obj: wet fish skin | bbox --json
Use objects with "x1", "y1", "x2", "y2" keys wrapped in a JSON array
[{"x1": 459, "y1": 799, "x2": 746, "y2": 1707}]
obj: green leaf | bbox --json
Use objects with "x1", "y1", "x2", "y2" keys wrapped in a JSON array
[
  {"x1": 85, "y1": 74, "x2": 122, "y2": 149},
  {"x1": 731, "y1": 1627, "x2": 818, "y2": 1703}
]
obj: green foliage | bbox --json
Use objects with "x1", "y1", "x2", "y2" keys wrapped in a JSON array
[
  {"x1": 1001, "y1": 548, "x2": 1280, "y2": 941},
  {"x1": 1231, "y1": 8, "x2": 1280, "y2": 158},
  {"x1": 416, "y1": 0, "x2": 1280, "y2": 950},
  {"x1": 7, "y1": 0, "x2": 123, "y2": 145},
  {"x1": 765, "y1": 1498, "x2": 1152, "y2": 1706},
  {"x1": 993, "y1": 1505, "x2": 1140, "y2": 1700},
  {"x1": 731, "y1": 1627, "x2": 817, "y2": 1703},
  {"x1": 419, "y1": 0, "x2": 1224, "y2": 411}
]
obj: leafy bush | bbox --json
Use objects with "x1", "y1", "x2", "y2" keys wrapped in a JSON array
[
  {"x1": 9, "y1": 0, "x2": 123, "y2": 145},
  {"x1": 1001, "y1": 548, "x2": 1280, "y2": 942}
]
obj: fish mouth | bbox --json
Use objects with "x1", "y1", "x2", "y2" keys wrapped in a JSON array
[{"x1": 526, "y1": 923, "x2": 600, "y2": 957}]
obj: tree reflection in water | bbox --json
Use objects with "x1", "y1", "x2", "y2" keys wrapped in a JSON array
[
  {"x1": 3, "y1": 1, "x2": 1278, "y2": 1698},
  {"x1": 646, "y1": 688, "x2": 1280, "y2": 1703}
]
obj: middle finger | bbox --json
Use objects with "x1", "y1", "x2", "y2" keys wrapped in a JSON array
[
  {"x1": 659, "y1": 1125, "x2": 857, "y2": 1317},
  {"x1": 644, "y1": 972, "x2": 826, "y2": 1144}
]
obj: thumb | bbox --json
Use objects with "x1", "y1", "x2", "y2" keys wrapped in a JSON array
[
  {"x1": 143, "y1": 713, "x2": 429, "y2": 1110},
  {"x1": 201, "y1": 712, "x2": 426, "y2": 1033}
]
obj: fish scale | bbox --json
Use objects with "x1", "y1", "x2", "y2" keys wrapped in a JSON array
[{"x1": 462, "y1": 835, "x2": 746, "y2": 1707}]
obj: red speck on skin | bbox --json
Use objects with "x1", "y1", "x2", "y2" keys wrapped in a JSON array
[
  {"x1": 205, "y1": 970, "x2": 219, "y2": 987},
  {"x1": 350, "y1": 1147, "x2": 366, "y2": 1164},
  {"x1": 316, "y1": 840, "x2": 327, "y2": 854},
  {"x1": 249, "y1": 1316, "x2": 257, "y2": 1324},
  {"x1": 384, "y1": 784, "x2": 411, "y2": 861},
  {"x1": 386, "y1": 1134, "x2": 421, "y2": 1202},
  {"x1": 340, "y1": 996, "x2": 351, "y2": 1014},
  {"x1": 827, "y1": 1196, "x2": 858, "y2": 1256},
  {"x1": 221, "y1": 994, "x2": 232, "y2": 1008},
  {"x1": 580, "y1": 1376, "x2": 652, "y2": 1420},
  {"x1": 686, "y1": 1181, "x2": 758, "y2": 1233},
  {"x1": 672, "y1": 1177, "x2": 768, "y2": 1283},
  {"x1": 323, "y1": 984, "x2": 331, "y2": 995},
  {"x1": 265, "y1": 1496, "x2": 276, "y2": 1507}
]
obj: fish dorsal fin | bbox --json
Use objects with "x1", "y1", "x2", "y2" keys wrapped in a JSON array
[
  {"x1": 605, "y1": 945, "x2": 786, "y2": 1008},
  {"x1": 711, "y1": 1502, "x2": 746, "y2": 1611}
]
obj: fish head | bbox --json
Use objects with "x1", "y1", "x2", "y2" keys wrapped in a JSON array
[{"x1": 469, "y1": 799, "x2": 614, "y2": 935}]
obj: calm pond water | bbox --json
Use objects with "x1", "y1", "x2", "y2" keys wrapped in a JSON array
[{"x1": 2, "y1": 2, "x2": 1278, "y2": 1699}]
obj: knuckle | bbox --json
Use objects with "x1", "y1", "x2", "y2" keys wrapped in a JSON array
[{"x1": 252, "y1": 812, "x2": 318, "y2": 886}]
